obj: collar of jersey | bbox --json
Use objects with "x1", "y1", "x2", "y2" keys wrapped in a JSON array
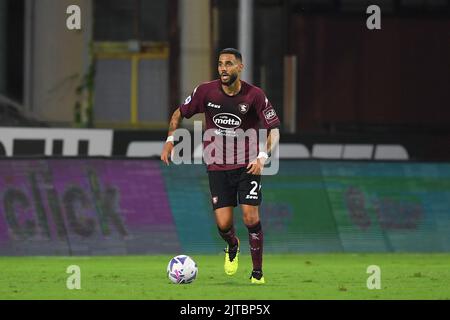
[{"x1": 218, "y1": 79, "x2": 243, "y2": 97}]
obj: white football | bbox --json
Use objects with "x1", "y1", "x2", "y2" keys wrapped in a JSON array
[{"x1": 167, "y1": 255, "x2": 198, "y2": 284}]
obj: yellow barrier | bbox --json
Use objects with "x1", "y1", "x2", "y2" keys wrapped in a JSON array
[{"x1": 93, "y1": 42, "x2": 169, "y2": 129}]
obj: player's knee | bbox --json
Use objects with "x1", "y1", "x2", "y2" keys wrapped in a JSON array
[
  {"x1": 242, "y1": 208, "x2": 259, "y2": 225},
  {"x1": 217, "y1": 221, "x2": 233, "y2": 232},
  {"x1": 244, "y1": 216, "x2": 259, "y2": 226},
  {"x1": 215, "y1": 215, "x2": 233, "y2": 231}
]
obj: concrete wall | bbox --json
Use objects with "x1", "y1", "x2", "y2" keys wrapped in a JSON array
[
  {"x1": 25, "y1": 0, "x2": 92, "y2": 124},
  {"x1": 179, "y1": 0, "x2": 211, "y2": 127}
]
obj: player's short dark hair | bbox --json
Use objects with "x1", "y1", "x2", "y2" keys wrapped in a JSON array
[{"x1": 219, "y1": 48, "x2": 242, "y2": 62}]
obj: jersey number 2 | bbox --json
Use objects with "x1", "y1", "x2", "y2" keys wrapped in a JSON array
[{"x1": 250, "y1": 181, "x2": 260, "y2": 195}]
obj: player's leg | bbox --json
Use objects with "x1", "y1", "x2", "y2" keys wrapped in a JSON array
[
  {"x1": 215, "y1": 206, "x2": 240, "y2": 275},
  {"x1": 208, "y1": 170, "x2": 240, "y2": 275},
  {"x1": 241, "y1": 204, "x2": 265, "y2": 284},
  {"x1": 238, "y1": 170, "x2": 265, "y2": 284},
  {"x1": 215, "y1": 206, "x2": 238, "y2": 249}
]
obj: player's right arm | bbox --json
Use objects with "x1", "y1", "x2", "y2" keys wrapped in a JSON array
[
  {"x1": 160, "y1": 84, "x2": 206, "y2": 165},
  {"x1": 160, "y1": 107, "x2": 183, "y2": 165}
]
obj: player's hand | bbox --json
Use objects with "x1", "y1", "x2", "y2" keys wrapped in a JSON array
[
  {"x1": 160, "y1": 142, "x2": 174, "y2": 165},
  {"x1": 246, "y1": 158, "x2": 265, "y2": 175}
]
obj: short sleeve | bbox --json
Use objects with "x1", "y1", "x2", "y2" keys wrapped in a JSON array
[
  {"x1": 179, "y1": 85, "x2": 205, "y2": 119},
  {"x1": 254, "y1": 89, "x2": 281, "y2": 129}
]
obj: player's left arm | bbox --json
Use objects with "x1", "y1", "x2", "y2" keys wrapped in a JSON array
[
  {"x1": 247, "y1": 89, "x2": 281, "y2": 175},
  {"x1": 246, "y1": 127, "x2": 280, "y2": 175}
]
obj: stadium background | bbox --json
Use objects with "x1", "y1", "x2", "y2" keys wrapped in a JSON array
[{"x1": 0, "y1": 0, "x2": 450, "y2": 300}]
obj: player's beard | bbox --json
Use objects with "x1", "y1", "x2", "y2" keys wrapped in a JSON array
[{"x1": 221, "y1": 73, "x2": 238, "y2": 86}]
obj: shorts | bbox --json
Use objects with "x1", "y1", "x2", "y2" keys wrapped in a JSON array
[{"x1": 208, "y1": 167, "x2": 262, "y2": 210}]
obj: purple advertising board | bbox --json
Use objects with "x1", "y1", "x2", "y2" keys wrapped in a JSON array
[{"x1": 0, "y1": 159, "x2": 180, "y2": 255}]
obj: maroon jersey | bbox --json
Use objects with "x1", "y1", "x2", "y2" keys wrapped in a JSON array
[{"x1": 179, "y1": 80, "x2": 280, "y2": 171}]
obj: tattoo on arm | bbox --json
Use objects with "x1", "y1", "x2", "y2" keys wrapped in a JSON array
[
  {"x1": 168, "y1": 108, "x2": 182, "y2": 136},
  {"x1": 266, "y1": 128, "x2": 280, "y2": 155}
]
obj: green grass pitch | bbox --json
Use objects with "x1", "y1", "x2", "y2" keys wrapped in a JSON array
[{"x1": 1, "y1": 253, "x2": 450, "y2": 300}]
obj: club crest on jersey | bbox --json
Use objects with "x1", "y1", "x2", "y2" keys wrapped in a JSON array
[{"x1": 238, "y1": 103, "x2": 249, "y2": 114}]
